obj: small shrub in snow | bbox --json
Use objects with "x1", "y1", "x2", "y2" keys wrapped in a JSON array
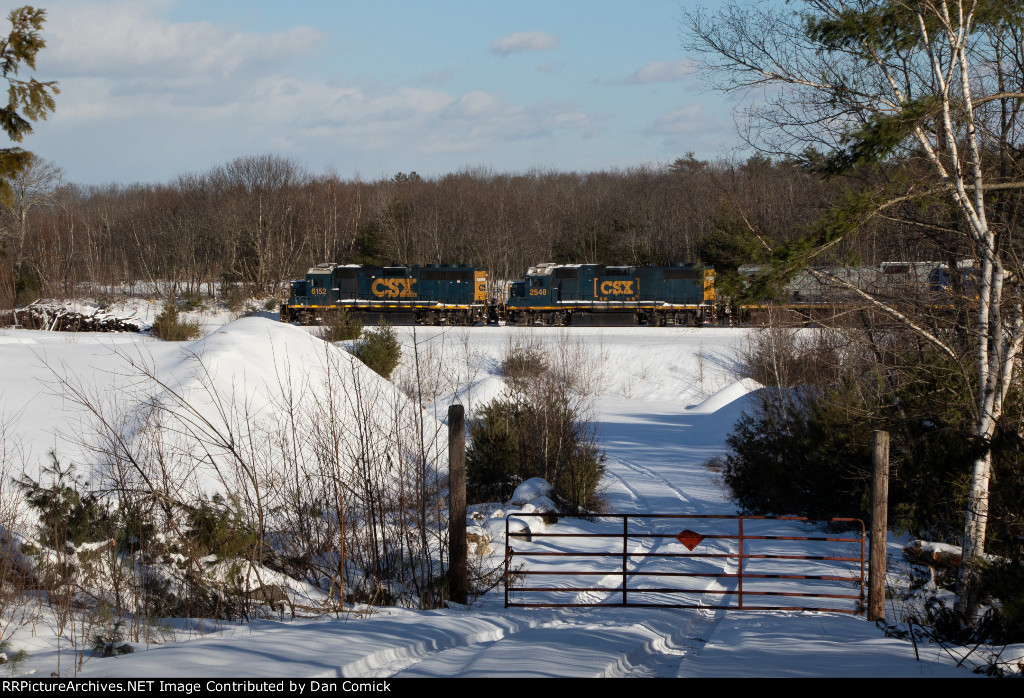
[
  {"x1": 484, "y1": 338, "x2": 607, "y2": 513},
  {"x1": 499, "y1": 347, "x2": 547, "y2": 385},
  {"x1": 320, "y1": 309, "x2": 363, "y2": 343},
  {"x1": 91, "y1": 615, "x2": 134, "y2": 657},
  {"x1": 352, "y1": 323, "x2": 401, "y2": 379},
  {"x1": 151, "y1": 299, "x2": 200, "y2": 341},
  {"x1": 179, "y1": 289, "x2": 206, "y2": 311},
  {"x1": 0, "y1": 641, "x2": 29, "y2": 674},
  {"x1": 467, "y1": 387, "x2": 605, "y2": 512},
  {"x1": 466, "y1": 400, "x2": 521, "y2": 504},
  {"x1": 17, "y1": 452, "x2": 114, "y2": 550}
]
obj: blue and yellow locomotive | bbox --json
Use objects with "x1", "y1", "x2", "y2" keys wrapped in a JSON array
[
  {"x1": 280, "y1": 263, "x2": 491, "y2": 325},
  {"x1": 505, "y1": 262, "x2": 716, "y2": 326}
]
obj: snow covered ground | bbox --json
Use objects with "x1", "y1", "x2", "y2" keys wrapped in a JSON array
[{"x1": 0, "y1": 314, "x2": 1016, "y2": 678}]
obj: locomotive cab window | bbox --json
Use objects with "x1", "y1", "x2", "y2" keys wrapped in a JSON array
[{"x1": 529, "y1": 277, "x2": 545, "y2": 288}]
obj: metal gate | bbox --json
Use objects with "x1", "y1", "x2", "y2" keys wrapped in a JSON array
[{"x1": 503, "y1": 513, "x2": 866, "y2": 613}]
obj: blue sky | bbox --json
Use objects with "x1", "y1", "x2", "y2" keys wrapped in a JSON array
[{"x1": 3, "y1": 0, "x2": 740, "y2": 184}]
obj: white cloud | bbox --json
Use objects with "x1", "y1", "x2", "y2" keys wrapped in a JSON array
[
  {"x1": 40, "y1": 1, "x2": 324, "y2": 82},
  {"x1": 617, "y1": 60, "x2": 695, "y2": 85},
  {"x1": 644, "y1": 105, "x2": 708, "y2": 135},
  {"x1": 442, "y1": 91, "x2": 504, "y2": 118},
  {"x1": 642, "y1": 104, "x2": 734, "y2": 156},
  {"x1": 490, "y1": 31, "x2": 560, "y2": 55},
  {"x1": 23, "y1": 3, "x2": 598, "y2": 182}
]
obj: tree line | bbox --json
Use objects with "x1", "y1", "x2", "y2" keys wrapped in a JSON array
[{"x1": 2, "y1": 152, "x2": 951, "y2": 309}]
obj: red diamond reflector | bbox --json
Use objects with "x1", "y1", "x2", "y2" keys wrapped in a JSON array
[{"x1": 676, "y1": 529, "x2": 705, "y2": 551}]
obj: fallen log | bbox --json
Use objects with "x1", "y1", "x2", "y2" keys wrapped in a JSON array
[{"x1": 903, "y1": 539, "x2": 962, "y2": 570}]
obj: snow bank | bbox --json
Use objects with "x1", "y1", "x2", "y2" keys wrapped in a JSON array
[
  {"x1": 0, "y1": 318, "x2": 445, "y2": 489},
  {"x1": 685, "y1": 378, "x2": 762, "y2": 414},
  {"x1": 121, "y1": 318, "x2": 446, "y2": 493}
]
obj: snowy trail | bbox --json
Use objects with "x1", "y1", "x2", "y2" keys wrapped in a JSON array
[
  {"x1": 610, "y1": 457, "x2": 694, "y2": 511},
  {"x1": 371, "y1": 392, "x2": 744, "y2": 677}
]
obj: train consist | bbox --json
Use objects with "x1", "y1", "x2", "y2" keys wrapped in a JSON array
[
  {"x1": 280, "y1": 259, "x2": 969, "y2": 327},
  {"x1": 280, "y1": 262, "x2": 715, "y2": 326}
]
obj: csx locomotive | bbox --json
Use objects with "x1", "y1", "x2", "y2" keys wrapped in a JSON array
[
  {"x1": 279, "y1": 263, "x2": 490, "y2": 326},
  {"x1": 280, "y1": 261, "x2": 716, "y2": 326},
  {"x1": 505, "y1": 262, "x2": 715, "y2": 326}
]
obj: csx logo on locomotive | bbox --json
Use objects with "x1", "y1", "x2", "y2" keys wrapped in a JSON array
[
  {"x1": 372, "y1": 278, "x2": 417, "y2": 298},
  {"x1": 599, "y1": 280, "x2": 635, "y2": 295}
]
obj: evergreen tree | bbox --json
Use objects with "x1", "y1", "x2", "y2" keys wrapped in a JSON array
[
  {"x1": 0, "y1": 6, "x2": 58, "y2": 205},
  {"x1": 466, "y1": 399, "x2": 521, "y2": 503},
  {"x1": 151, "y1": 298, "x2": 200, "y2": 340},
  {"x1": 352, "y1": 323, "x2": 402, "y2": 379}
]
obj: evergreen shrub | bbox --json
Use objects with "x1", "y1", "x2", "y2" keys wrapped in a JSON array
[
  {"x1": 152, "y1": 299, "x2": 200, "y2": 341},
  {"x1": 468, "y1": 345, "x2": 605, "y2": 512},
  {"x1": 352, "y1": 323, "x2": 401, "y2": 379},
  {"x1": 321, "y1": 310, "x2": 363, "y2": 343}
]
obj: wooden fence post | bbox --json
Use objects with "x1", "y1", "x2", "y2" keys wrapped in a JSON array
[
  {"x1": 869, "y1": 430, "x2": 889, "y2": 621},
  {"x1": 448, "y1": 404, "x2": 468, "y2": 605}
]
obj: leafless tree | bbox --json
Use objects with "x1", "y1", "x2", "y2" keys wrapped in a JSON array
[{"x1": 685, "y1": 0, "x2": 1024, "y2": 623}]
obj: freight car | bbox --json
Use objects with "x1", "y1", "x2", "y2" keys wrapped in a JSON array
[
  {"x1": 504, "y1": 262, "x2": 716, "y2": 326},
  {"x1": 280, "y1": 263, "x2": 491, "y2": 325},
  {"x1": 734, "y1": 261, "x2": 976, "y2": 325}
]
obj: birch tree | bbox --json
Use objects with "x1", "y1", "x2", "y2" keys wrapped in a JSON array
[{"x1": 685, "y1": 0, "x2": 1024, "y2": 625}]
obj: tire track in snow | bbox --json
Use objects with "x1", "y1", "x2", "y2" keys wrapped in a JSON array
[
  {"x1": 612, "y1": 457, "x2": 693, "y2": 510},
  {"x1": 601, "y1": 464, "x2": 647, "y2": 511},
  {"x1": 569, "y1": 460, "x2": 664, "y2": 606},
  {"x1": 381, "y1": 608, "x2": 725, "y2": 678},
  {"x1": 598, "y1": 456, "x2": 740, "y2": 633},
  {"x1": 338, "y1": 613, "x2": 544, "y2": 677},
  {"x1": 569, "y1": 457, "x2": 694, "y2": 607}
]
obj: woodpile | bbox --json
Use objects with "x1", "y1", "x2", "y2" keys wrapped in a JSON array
[{"x1": 1, "y1": 300, "x2": 150, "y2": 333}]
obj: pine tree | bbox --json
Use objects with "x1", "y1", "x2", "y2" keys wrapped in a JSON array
[
  {"x1": 0, "y1": 6, "x2": 58, "y2": 205},
  {"x1": 352, "y1": 323, "x2": 402, "y2": 379},
  {"x1": 466, "y1": 399, "x2": 521, "y2": 503}
]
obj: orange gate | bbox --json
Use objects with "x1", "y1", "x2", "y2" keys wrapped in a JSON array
[{"x1": 503, "y1": 513, "x2": 866, "y2": 613}]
